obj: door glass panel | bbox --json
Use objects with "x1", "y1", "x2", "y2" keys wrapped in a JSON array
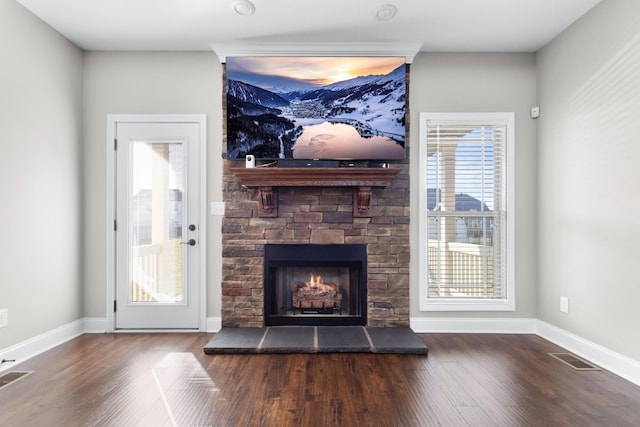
[{"x1": 130, "y1": 141, "x2": 184, "y2": 304}]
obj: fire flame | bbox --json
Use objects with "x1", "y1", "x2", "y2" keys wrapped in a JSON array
[
  {"x1": 305, "y1": 274, "x2": 336, "y2": 294},
  {"x1": 309, "y1": 274, "x2": 323, "y2": 286}
]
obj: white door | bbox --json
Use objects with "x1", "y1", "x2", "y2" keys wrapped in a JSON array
[{"x1": 113, "y1": 119, "x2": 203, "y2": 329}]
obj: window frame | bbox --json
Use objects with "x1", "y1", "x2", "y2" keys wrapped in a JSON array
[{"x1": 418, "y1": 112, "x2": 515, "y2": 311}]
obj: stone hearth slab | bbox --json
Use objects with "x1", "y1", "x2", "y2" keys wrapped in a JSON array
[
  {"x1": 317, "y1": 326, "x2": 370, "y2": 352},
  {"x1": 204, "y1": 327, "x2": 428, "y2": 354},
  {"x1": 366, "y1": 327, "x2": 429, "y2": 354},
  {"x1": 203, "y1": 327, "x2": 267, "y2": 354},
  {"x1": 261, "y1": 327, "x2": 315, "y2": 353}
]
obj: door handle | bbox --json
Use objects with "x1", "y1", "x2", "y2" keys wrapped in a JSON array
[{"x1": 182, "y1": 239, "x2": 196, "y2": 246}]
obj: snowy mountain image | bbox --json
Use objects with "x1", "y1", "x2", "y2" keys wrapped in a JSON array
[{"x1": 225, "y1": 57, "x2": 407, "y2": 160}]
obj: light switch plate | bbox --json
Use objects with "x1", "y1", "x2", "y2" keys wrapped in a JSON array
[{"x1": 211, "y1": 202, "x2": 226, "y2": 216}]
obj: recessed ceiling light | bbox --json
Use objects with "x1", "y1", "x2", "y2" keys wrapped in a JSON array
[
  {"x1": 232, "y1": 0, "x2": 255, "y2": 16},
  {"x1": 376, "y1": 4, "x2": 397, "y2": 21}
]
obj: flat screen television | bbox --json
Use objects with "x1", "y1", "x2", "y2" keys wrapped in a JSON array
[{"x1": 225, "y1": 56, "x2": 407, "y2": 161}]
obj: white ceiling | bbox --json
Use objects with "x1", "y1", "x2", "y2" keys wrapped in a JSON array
[{"x1": 17, "y1": 0, "x2": 601, "y2": 53}]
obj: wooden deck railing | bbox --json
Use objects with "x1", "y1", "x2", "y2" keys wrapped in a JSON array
[
  {"x1": 131, "y1": 244, "x2": 163, "y2": 302},
  {"x1": 427, "y1": 240, "x2": 494, "y2": 297}
]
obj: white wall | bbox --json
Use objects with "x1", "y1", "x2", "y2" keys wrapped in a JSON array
[
  {"x1": 409, "y1": 53, "x2": 539, "y2": 320},
  {"x1": 0, "y1": 0, "x2": 83, "y2": 348},
  {"x1": 82, "y1": 51, "x2": 224, "y2": 321},
  {"x1": 80, "y1": 51, "x2": 539, "y2": 327},
  {"x1": 537, "y1": 0, "x2": 640, "y2": 360}
]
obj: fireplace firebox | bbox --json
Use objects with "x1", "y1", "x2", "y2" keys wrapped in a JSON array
[{"x1": 264, "y1": 244, "x2": 367, "y2": 326}]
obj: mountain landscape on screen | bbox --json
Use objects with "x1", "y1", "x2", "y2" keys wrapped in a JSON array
[{"x1": 225, "y1": 57, "x2": 407, "y2": 160}]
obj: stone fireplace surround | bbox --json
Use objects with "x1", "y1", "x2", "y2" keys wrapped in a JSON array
[
  {"x1": 215, "y1": 44, "x2": 418, "y2": 329},
  {"x1": 221, "y1": 161, "x2": 410, "y2": 328}
]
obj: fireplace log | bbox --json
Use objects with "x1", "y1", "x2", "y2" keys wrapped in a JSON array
[{"x1": 292, "y1": 282, "x2": 342, "y2": 310}]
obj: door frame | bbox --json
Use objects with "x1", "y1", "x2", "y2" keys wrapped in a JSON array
[{"x1": 106, "y1": 114, "x2": 207, "y2": 332}]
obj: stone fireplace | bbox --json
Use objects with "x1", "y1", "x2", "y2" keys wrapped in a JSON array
[{"x1": 221, "y1": 162, "x2": 410, "y2": 328}]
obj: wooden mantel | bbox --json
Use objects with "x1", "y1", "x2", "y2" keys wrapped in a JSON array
[{"x1": 230, "y1": 167, "x2": 400, "y2": 217}]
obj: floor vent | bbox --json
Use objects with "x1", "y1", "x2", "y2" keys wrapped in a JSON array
[
  {"x1": 549, "y1": 353, "x2": 601, "y2": 371},
  {"x1": 0, "y1": 371, "x2": 33, "y2": 390}
]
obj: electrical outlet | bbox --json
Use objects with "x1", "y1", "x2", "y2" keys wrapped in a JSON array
[
  {"x1": 0, "y1": 309, "x2": 8, "y2": 328},
  {"x1": 560, "y1": 297, "x2": 569, "y2": 314}
]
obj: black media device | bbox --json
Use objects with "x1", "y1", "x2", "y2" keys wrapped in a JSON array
[{"x1": 278, "y1": 159, "x2": 340, "y2": 168}]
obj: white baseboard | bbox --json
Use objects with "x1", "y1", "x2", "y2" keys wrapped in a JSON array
[
  {"x1": 0, "y1": 319, "x2": 85, "y2": 373},
  {"x1": 83, "y1": 317, "x2": 108, "y2": 333},
  {"x1": 410, "y1": 316, "x2": 640, "y2": 387},
  {"x1": 536, "y1": 320, "x2": 640, "y2": 387},
  {"x1": 410, "y1": 317, "x2": 537, "y2": 334},
  {"x1": 206, "y1": 317, "x2": 222, "y2": 333},
  {"x1": 0, "y1": 316, "x2": 206, "y2": 372}
]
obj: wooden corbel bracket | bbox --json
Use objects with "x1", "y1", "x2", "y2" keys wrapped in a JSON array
[
  {"x1": 353, "y1": 186, "x2": 373, "y2": 218},
  {"x1": 258, "y1": 186, "x2": 278, "y2": 218},
  {"x1": 230, "y1": 167, "x2": 400, "y2": 218}
]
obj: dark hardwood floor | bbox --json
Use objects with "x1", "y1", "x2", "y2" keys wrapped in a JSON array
[{"x1": 1, "y1": 332, "x2": 639, "y2": 426}]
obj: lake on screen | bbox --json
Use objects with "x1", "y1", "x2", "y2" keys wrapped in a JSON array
[{"x1": 292, "y1": 122, "x2": 404, "y2": 159}]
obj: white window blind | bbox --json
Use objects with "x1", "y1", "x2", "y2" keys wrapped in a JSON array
[{"x1": 419, "y1": 113, "x2": 514, "y2": 311}]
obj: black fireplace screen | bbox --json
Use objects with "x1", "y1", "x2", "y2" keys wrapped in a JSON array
[{"x1": 264, "y1": 244, "x2": 367, "y2": 326}]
